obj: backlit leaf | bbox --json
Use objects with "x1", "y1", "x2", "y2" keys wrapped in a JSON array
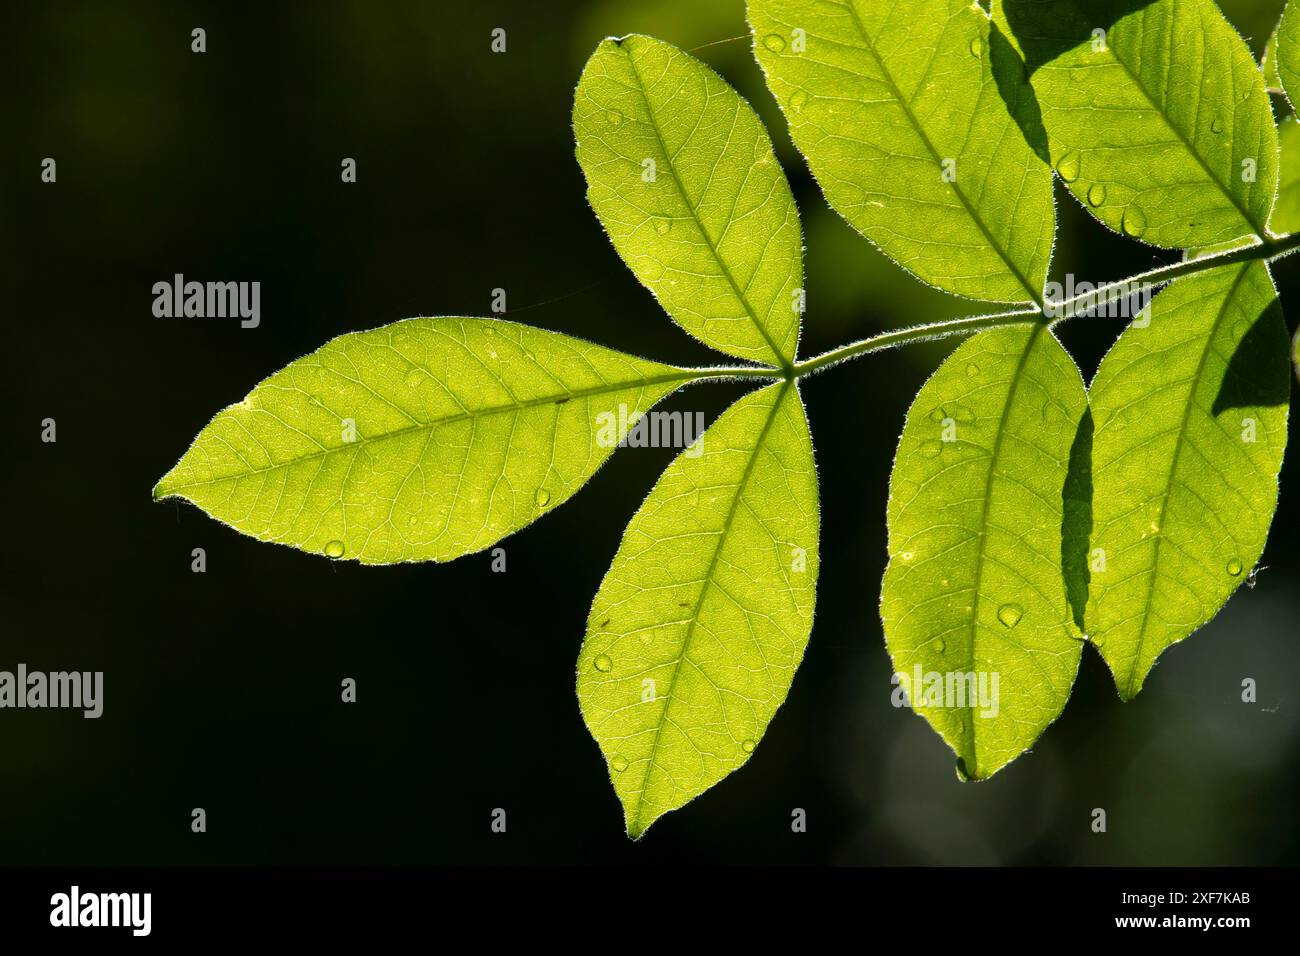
[
  {"x1": 998, "y1": 0, "x2": 1277, "y2": 248},
  {"x1": 1276, "y1": 0, "x2": 1300, "y2": 113},
  {"x1": 155, "y1": 317, "x2": 699, "y2": 564},
  {"x1": 748, "y1": 0, "x2": 1055, "y2": 304},
  {"x1": 574, "y1": 34, "x2": 803, "y2": 368},
  {"x1": 578, "y1": 381, "x2": 819, "y2": 837},
  {"x1": 1270, "y1": 115, "x2": 1300, "y2": 235},
  {"x1": 1084, "y1": 262, "x2": 1290, "y2": 699},
  {"x1": 881, "y1": 323, "x2": 1088, "y2": 779}
]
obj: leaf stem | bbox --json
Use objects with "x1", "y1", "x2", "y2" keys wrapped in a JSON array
[{"x1": 787, "y1": 231, "x2": 1300, "y2": 380}]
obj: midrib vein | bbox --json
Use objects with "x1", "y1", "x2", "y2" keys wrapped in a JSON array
[
  {"x1": 620, "y1": 45, "x2": 793, "y2": 369},
  {"x1": 840, "y1": 1, "x2": 1044, "y2": 307},
  {"x1": 965, "y1": 323, "x2": 1043, "y2": 774},
  {"x1": 157, "y1": 369, "x2": 698, "y2": 494},
  {"x1": 1122, "y1": 262, "x2": 1249, "y2": 695},
  {"x1": 629, "y1": 381, "x2": 790, "y2": 833}
]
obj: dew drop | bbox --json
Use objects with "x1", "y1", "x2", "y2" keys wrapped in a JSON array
[
  {"x1": 955, "y1": 757, "x2": 973, "y2": 782},
  {"x1": 611, "y1": 754, "x2": 629, "y2": 772},
  {"x1": 535, "y1": 488, "x2": 552, "y2": 508},
  {"x1": 969, "y1": 36, "x2": 983, "y2": 58},
  {"x1": 1227, "y1": 558, "x2": 1243, "y2": 576},
  {"x1": 928, "y1": 407, "x2": 946, "y2": 423},
  {"x1": 1211, "y1": 115, "x2": 1225, "y2": 134},
  {"x1": 965, "y1": 362, "x2": 980, "y2": 377},
  {"x1": 1056, "y1": 150, "x2": 1082, "y2": 183},
  {"x1": 900, "y1": 551, "x2": 915, "y2": 562},
  {"x1": 1087, "y1": 182, "x2": 1107, "y2": 207},
  {"x1": 404, "y1": 368, "x2": 423, "y2": 388},
  {"x1": 919, "y1": 440, "x2": 943, "y2": 459},
  {"x1": 594, "y1": 653, "x2": 613, "y2": 673},
  {"x1": 655, "y1": 218, "x2": 672, "y2": 236},
  {"x1": 1121, "y1": 205, "x2": 1148, "y2": 238},
  {"x1": 605, "y1": 109, "x2": 624, "y2": 126},
  {"x1": 741, "y1": 739, "x2": 756, "y2": 753},
  {"x1": 788, "y1": 90, "x2": 809, "y2": 112},
  {"x1": 324, "y1": 540, "x2": 345, "y2": 559},
  {"x1": 935, "y1": 638, "x2": 947, "y2": 653},
  {"x1": 997, "y1": 603, "x2": 1023, "y2": 628},
  {"x1": 763, "y1": 33, "x2": 786, "y2": 52}
]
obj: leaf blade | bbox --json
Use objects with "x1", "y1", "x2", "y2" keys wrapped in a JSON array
[
  {"x1": 574, "y1": 35, "x2": 803, "y2": 367},
  {"x1": 748, "y1": 0, "x2": 1055, "y2": 304},
  {"x1": 882, "y1": 324, "x2": 1088, "y2": 779},
  {"x1": 999, "y1": 0, "x2": 1278, "y2": 248},
  {"x1": 578, "y1": 381, "x2": 819, "y2": 838},
  {"x1": 154, "y1": 317, "x2": 696, "y2": 564},
  {"x1": 1085, "y1": 262, "x2": 1290, "y2": 699},
  {"x1": 1277, "y1": 0, "x2": 1300, "y2": 113}
]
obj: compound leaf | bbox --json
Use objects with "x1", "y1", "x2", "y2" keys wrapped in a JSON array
[
  {"x1": 747, "y1": 0, "x2": 1054, "y2": 305},
  {"x1": 578, "y1": 381, "x2": 818, "y2": 838},
  {"x1": 998, "y1": 0, "x2": 1277, "y2": 249},
  {"x1": 1085, "y1": 262, "x2": 1290, "y2": 699},
  {"x1": 882, "y1": 323, "x2": 1088, "y2": 779},
  {"x1": 574, "y1": 34, "x2": 803, "y2": 368},
  {"x1": 1277, "y1": 0, "x2": 1300, "y2": 113},
  {"x1": 154, "y1": 317, "x2": 698, "y2": 564}
]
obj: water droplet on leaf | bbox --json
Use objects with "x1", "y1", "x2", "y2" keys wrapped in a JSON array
[
  {"x1": 1121, "y1": 205, "x2": 1148, "y2": 238},
  {"x1": 655, "y1": 219, "x2": 672, "y2": 235},
  {"x1": 919, "y1": 440, "x2": 943, "y2": 459},
  {"x1": 763, "y1": 33, "x2": 786, "y2": 52},
  {"x1": 1227, "y1": 558, "x2": 1243, "y2": 576},
  {"x1": 404, "y1": 368, "x2": 422, "y2": 388},
  {"x1": 788, "y1": 90, "x2": 809, "y2": 112},
  {"x1": 324, "y1": 540, "x2": 345, "y2": 559},
  {"x1": 535, "y1": 488, "x2": 552, "y2": 508},
  {"x1": 1211, "y1": 116, "x2": 1225, "y2": 134},
  {"x1": 997, "y1": 603, "x2": 1023, "y2": 628},
  {"x1": 741, "y1": 739, "x2": 756, "y2": 753},
  {"x1": 1056, "y1": 151, "x2": 1081, "y2": 183},
  {"x1": 594, "y1": 654, "x2": 613, "y2": 673},
  {"x1": 611, "y1": 754, "x2": 628, "y2": 772},
  {"x1": 969, "y1": 36, "x2": 983, "y2": 58},
  {"x1": 1087, "y1": 183, "x2": 1106, "y2": 207},
  {"x1": 606, "y1": 109, "x2": 624, "y2": 126}
]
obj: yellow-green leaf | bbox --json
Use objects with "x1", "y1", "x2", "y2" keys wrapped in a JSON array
[
  {"x1": 1085, "y1": 261, "x2": 1290, "y2": 699},
  {"x1": 154, "y1": 317, "x2": 696, "y2": 564},
  {"x1": 574, "y1": 35, "x2": 803, "y2": 368},
  {"x1": 748, "y1": 0, "x2": 1055, "y2": 304},
  {"x1": 1270, "y1": 114, "x2": 1300, "y2": 235},
  {"x1": 578, "y1": 381, "x2": 819, "y2": 837},
  {"x1": 1276, "y1": 0, "x2": 1300, "y2": 113},
  {"x1": 999, "y1": 0, "x2": 1277, "y2": 248},
  {"x1": 882, "y1": 324, "x2": 1088, "y2": 779}
]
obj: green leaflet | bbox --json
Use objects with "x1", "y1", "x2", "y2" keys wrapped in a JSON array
[
  {"x1": 578, "y1": 382, "x2": 819, "y2": 837},
  {"x1": 881, "y1": 324, "x2": 1088, "y2": 780},
  {"x1": 1277, "y1": 0, "x2": 1300, "y2": 113},
  {"x1": 1085, "y1": 262, "x2": 1290, "y2": 700},
  {"x1": 1264, "y1": 19, "x2": 1285, "y2": 95},
  {"x1": 574, "y1": 35, "x2": 803, "y2": 368},
  {"x1": 747, "y1": 0, "x2": 1054, "y2": 305},
  {"x1": 998, "y1": 0, "x2": 1277, "y2": 249},
  {"x1": 1271, "y1": 115, "x2": 1300, "y2": 235},
  {"x1": 154, "y1": 317, "x2": 696, "y2": 565}
]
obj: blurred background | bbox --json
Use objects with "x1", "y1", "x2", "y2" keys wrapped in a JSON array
[{"x1": 5, "y1": 0, "x2": 1298, "y2": 865}]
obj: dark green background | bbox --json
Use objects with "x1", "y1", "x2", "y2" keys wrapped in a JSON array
[{"x1": 6, "y1": 0, "x2": 1298, "y2": 864}]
